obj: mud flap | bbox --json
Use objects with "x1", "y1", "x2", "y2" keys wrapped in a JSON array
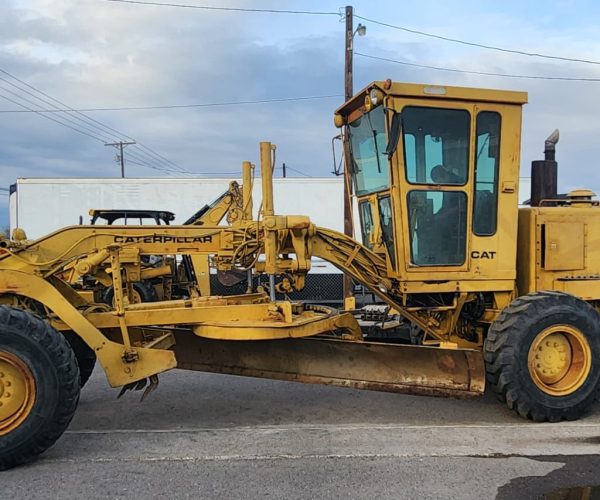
[{"x1": 172, "y1": 334, "x2": 485, "y2": 399}]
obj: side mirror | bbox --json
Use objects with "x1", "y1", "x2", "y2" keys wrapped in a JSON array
[
  {"x1": 385, "y1": 111, "x2": 401, "y2": 157},
  {"x1": 331, "y1": 134, "x2": 343, "y2": 176}
]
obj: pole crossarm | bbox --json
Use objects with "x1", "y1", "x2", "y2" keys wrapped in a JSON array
[{"x1": 104, "y1": 140, "x2": 137, "y2": 177}]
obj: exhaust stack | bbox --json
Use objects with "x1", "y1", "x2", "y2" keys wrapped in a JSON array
[{"x1": 530, "y1": 129, "x2": 559, "y2": 206}]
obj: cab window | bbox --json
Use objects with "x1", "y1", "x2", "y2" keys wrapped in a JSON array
[
  {"x1": 473, "y1": 112, "x2": 501, "y2": 235},
  {"x1": 403, "y1": 107, "x2": 470, "y2": 185},
  {"x1": 378, "y1": 195, "x2": 396, "y2": 268},
  {"x1": 359, "y1": 201, "x2": 375, "y2": 250},
  {"x1": 349, "y1": 106, "x2": 389, "y2": 196},
  {"x1": 408, "y1": 190, "x2": 467, "y2": 266}
]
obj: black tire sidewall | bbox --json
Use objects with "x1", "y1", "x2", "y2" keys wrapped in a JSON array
[
  {"x1": 514, "y1": 301, "x2": 600, "y2": 411},
  {"x1": 62, "y1": 331, "x2": 96, "y2": 388},
  {"x1": 102, "y1": 281, "x2": 157, "y2": 305},
  {"x1": 0, "y1": 329, "x2": 60, "y2": 456},
  {"x1": 0, "y1": 307, "x2": 80, "y2": 469}
]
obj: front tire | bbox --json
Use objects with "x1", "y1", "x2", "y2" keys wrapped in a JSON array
[
  {"x1": 484, "y1": 291, "x2": 600, "y2": 422},
  {"x1": 0, "y1": 306, "x2": 80, "y2": 470},
  {"x1": 62, "y1": 331, "x2": 97, "y2": 388}
]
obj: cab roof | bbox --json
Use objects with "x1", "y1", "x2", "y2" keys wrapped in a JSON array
[{"x1": 335, "y1": 80, "x2": 528, "y2": 116}]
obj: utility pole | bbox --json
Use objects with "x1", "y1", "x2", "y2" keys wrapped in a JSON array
[
  {"x1": 282, "y1": 162, "x2": 287, "y2": 178},
  {"x1": 342, "y1": 5, "x2": 355, "y2": 301},
  {"x1": 105, "y1": 141, "x2": 136, "y2": 178}
]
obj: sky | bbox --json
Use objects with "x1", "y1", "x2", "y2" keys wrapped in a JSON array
[{"x1": 2, "y1": 0, "x2": 600, "y2": 229}]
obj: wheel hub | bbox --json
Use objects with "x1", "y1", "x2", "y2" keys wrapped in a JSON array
[
  {"x1": 533, "y1": 332, "x2": 571, "y2": 384},
  {"x1": 528, "y1": 325, "x2": 591, "y2": 396},
  {"x1": 0, "y1": 351, "x2": 36, "y2": 435}
]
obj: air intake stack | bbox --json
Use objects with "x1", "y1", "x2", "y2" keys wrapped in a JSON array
[{"x1": 530, "y1": 129, "x2": 559, "y2": 207}]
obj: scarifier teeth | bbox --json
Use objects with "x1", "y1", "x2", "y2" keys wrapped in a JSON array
[
  {"x1": 117, "y1": 381, "x2": 136, "y2": 399},
  {"x1": 140, "y1": 375, "x2": 159, "y2": 402},
  {"x1": 134, "y1": 379, "x2": 147, "y2": 391},
  {"x1": 117, "y1": 378, "x2": 149, "y2": 399}
]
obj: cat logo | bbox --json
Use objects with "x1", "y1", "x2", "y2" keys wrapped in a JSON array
[
  {"x1": 113, "y1": 234, "x2": 213, "y2": 244},
  {"x1": 471, "y1": 251, "x2": 496, "y2": 259}
]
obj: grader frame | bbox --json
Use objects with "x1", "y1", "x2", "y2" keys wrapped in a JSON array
[
  {"x1": 0, "y1": 141, "x2": 482, "y2": 395},
  {"x1": 1, "y1": 80, "x2": 600, "y2": 470}
]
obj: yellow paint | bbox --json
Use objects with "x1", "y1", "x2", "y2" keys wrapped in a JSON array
[
  {"x1": 0, "y1": 350, "x2": 35, "y2": 436},
  {"x1": 528, "y1": 325, "x2": 591, "y2": 396},
  {"x1": 0, "y1": 79, "x2": 598, "y2": 405}
]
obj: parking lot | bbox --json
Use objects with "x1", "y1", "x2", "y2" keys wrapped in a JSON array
[{"x1": 3, "y1": 367, "x2": 600, "y2": 499}]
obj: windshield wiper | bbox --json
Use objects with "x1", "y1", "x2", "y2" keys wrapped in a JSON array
[{"x1": 367, "y1": 113, "x2": 382, "y2": 173}]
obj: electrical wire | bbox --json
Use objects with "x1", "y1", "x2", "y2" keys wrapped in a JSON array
[
  {"x1": 0, "y1": 85, "x2": 115, "y2": 143},
  {"x1": 104, "y1": 0, "x2": 339, "y2": 15},
  {"x1": 0, "y1": 67, "x2": 192, "y2": 176},
  {"x1": 355, "y1": 52, "x2": 600, "y2": 82},
  {"x1": 275, "y1": 166, "x2": 312, "y2": 178},
  {"x1": 0, "y1": 90, "x2": 187, "y2": 175},
  {"x1": 126, "y1": 158, "x2": 238, "y2": 176},
  {"x1": 0, "y1": 94, "x2": 344, "y2": 113},
  {"x1": 0, "y1": 67, "x2": 337, "y2": 177},
  {"x1": 0, "y1": 68, "x2": 130, "y2": 142},
  {"x1": 0, "y1": 93, "x2": 106, "y2": 143},
  {"x1": 103, "y1": 1, "x2": 600, "y2": 67},
  {"x1": 355, "y1": 15, "x2": 600, "y2": 66}
]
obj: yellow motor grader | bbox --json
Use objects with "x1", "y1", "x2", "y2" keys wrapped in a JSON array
[
  {"x1": 67, "y1": 196, "x2": 245, "y2": 305},
  {"x1": 1, "y1": 80, "x2": 600, "y2": 470}
]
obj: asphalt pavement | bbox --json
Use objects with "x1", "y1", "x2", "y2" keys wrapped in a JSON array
[{"x1": 2, "y1": 367, "x2": 600, "y2": 499}]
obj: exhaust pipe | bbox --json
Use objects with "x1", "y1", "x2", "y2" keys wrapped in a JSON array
[{"x1": 530, "y1": 129, "x2": 559, "y2": 206}]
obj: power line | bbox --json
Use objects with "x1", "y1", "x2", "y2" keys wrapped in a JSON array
[
  {"x1": 104, "y1": 0, "x2": 339, "y2": 15},
  {"x1": 0, "y1": 93, "x2": 107, "y2": 142},
  {"x1": 0, "y1": 94, "x2": 344, "y2": 113},
  {"x1": 274, "y1": 166, "x2": 312, "y2": 178},
  {"x1": 355, "y1": 52, "x2": 600, "y2": 82},
  {"x1": 0, "y1": 67, "x2": 193, "y2": 176},
  {"x1": 0, "y1": 78, "x2": 316, "y2": 177},
  {"x1": 355, "y1": 15, "x2": 600, "y2": 66},
  {"x1": 0, "y1": 67, "x2": 191, "y2": 175},
  {"x1": 0, "y1": 77, "x2": 116, "y2": 141},
  {"x1": 103, "y1": 1, "x2": 600, "y2": 67},
  {"x1": 0, "y1": 85, "x2": 115, "y2": 142},
  {"x1": 133, "y1": 141, "x2": 186, "y2": 173},
  {"x1": 0, "y1": 68, "x2": 126, "y2": 142},
  {"x1": 0, "y1": 90, "x2": 185, "y2": 176},
  {"x1": 126, "y1": 159, "x2": 238, "y2": 176}
]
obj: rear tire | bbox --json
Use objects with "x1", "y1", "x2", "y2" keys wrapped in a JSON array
[
  {"x1": 484, "y1": 291, "x2": 600, "y2": 422},
  {"x1": 0, "y1": 306, "x2": 80, "y2": 470},
  {"x1": 62, "y1": 331, "x2": 97, "y2": 388},
  {"x1": 102, "y1": 280, "x2": 158, "y2": 306}
]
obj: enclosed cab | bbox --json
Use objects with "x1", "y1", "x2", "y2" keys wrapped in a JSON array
[{"x1": 335, "y1": 81, "x2": 526, "y2": 303}]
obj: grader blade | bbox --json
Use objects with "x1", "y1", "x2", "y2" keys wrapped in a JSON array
[{"x1": 173, "y1": 334, "x2": 485, "y2": 399}]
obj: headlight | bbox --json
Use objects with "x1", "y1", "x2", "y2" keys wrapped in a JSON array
[{"x1": 370, "y1": 88, "x2": 383, "y2": 106}]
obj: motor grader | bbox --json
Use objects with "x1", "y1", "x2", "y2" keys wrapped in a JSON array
[
  {"x1": 1, "y1": 80, "x2": 600, "y2": 470},
  {"x1": 68, "y1": 196, "x2": 243, "y2": 305}
]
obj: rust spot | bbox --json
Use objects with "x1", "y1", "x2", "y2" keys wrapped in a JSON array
[{"x1": 437, "y1": 354, "x2": 457, "y2": 372}]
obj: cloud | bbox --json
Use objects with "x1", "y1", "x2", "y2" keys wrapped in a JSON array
[{"x1": 1, "y1": 0, "x2": 600, "y2": 230}]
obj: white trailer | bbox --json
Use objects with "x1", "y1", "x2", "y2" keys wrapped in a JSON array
[
  {"x1": 9, "y1": 177, "x2": 347, "y2": 237},
  {"x1": 9, "y1": 177, "x2": 350, "y2": 303}
]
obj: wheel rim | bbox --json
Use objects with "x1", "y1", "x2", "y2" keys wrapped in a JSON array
[
  {"x1": 528, "y1": 325, "x2": 592, "y2": 396},
  {"x1": 0, "y1": 350, "x2": 36, "y2": 435},
  {"x1": 130, "y1": 289, "x2": 143, "y2": 304},
  {"x1": 111, "y1": 288, "x2": 143, "y2": 307}
]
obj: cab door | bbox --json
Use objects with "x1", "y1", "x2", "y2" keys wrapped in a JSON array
[{"x1": 391, "y1": 99, "x2": 519, "y2": 286}]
